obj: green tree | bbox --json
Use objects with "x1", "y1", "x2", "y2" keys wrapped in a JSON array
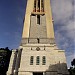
[
  {"x1": 71, "y1": 59, "x2": 75, "y2": 67},
  {"x1": 69, "y1": 58, "x2": 75, "y2": 75},
  {"x1": 0, "y1": 47, "x2": 12, "y2": 75}
]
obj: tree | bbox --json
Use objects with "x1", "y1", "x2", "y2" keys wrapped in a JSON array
[
  {"x1": 71, "y1": 59, "x2": 75, "y2": 67},
  {"x1": 68, "y1": 58, "x2": 75, "y2": 75},
  {"x1": 0, "y1": 47, "x2": 12, "y2": 75}
]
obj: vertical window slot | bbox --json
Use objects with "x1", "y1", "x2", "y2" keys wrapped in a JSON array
[
  {"x1": 41, "y1": 0, "x2": 44, "y2": 12},
  {"x1": 33, "y1": 0, "x2": 36, "y2": 12},
  {"x1": 42, "y1": 56, "x2": 46, "y2": 65},
  {"x1": 38, "y1": 0, "x2": 40, "y2": 11},
  {"x1": 37, "y1": 38, "x2": 40, "y2": 43},
  {"x1": 36, "y1": 56, "x2": 40, "y2": 65},
  {"x1": 37, "y1": 15, "x2": 40, "y2": 24},
  {"x1": 30, "y1": 56, "x2": 34, "y2": 65}
]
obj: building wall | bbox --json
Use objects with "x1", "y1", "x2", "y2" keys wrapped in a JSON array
[
  {"x1": 29, "y1": 15, "x2": 47, "y2": 38},
  {"x1": 7, "y1": 44, "x2": 68, "y2": 75},
  {"x1": 18, "y1": 72, "x2": 32, "y2": 75},
  {"x1": 18, "y1": 44, "x2": 68, "y2": 75}
]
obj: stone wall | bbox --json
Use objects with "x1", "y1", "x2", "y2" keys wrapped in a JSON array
[{"x1": 29, "y1": 15, "x2": 47, "y2": 38}]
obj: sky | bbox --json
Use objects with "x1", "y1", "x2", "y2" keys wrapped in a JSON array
[{"x1": 0, "y1": 0, "x2": 75, "y2": 68}]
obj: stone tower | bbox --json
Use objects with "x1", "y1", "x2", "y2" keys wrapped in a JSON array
[{"x1": 7, "y1": 0, "x2": 69, "y2": 75}]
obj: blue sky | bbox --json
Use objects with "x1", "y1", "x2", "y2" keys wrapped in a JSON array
[{"x1": 0, "y1": 0, "x2": 75, "y2": 68}]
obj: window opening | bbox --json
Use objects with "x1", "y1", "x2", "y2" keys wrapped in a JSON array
[
  {"x1": 30, "y1": 56, "x2": 34, "y2": 65},
  {"x1": 42, "y1": 56, "x2": 46, "y2": 65},
  {"x1": 36, "y1": 56, "x2": 40, "y2": 65},
  {"x1": 41, "y1": 0, "x2": 44, "y2": 12},
  {"x1": 37, "y1": 15, "x2": 40, "y2": 24},
  {"x1": 37, "y1": 38, "x2": 40, "y2": 43},
  {"x1": 33, "y1": 0, "x2": 36, "y2": 12},
  {"x1": 38, "y1": 0, "x2": 40, "y2": 12}
]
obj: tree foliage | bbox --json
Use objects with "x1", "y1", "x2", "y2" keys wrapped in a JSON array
[
  {"x1": 68, "y1": 58, "x2": 75, "y2": 75},
  {"x1": 0, "y1": 47, "x2": 12, "y2": 75},
  {"x1": 71, "y1": 59, "x2": 75, "y2": 67}
]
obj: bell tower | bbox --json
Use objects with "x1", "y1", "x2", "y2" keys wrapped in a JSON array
[
  {"x1": 7, "y1": 0, "x2": 69, "y2": 75},
  {"x1": 22, "y1": 0, "x2": 55, "y2": 45}
]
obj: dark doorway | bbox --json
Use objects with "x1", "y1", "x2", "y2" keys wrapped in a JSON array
[{"x1": 33, "y1": 72, "x2": 43, "y2": 75}]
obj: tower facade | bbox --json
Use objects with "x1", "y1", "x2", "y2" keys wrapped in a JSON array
[{"x1": 7, "y1": 0, "x2": 69, "y2": 75}]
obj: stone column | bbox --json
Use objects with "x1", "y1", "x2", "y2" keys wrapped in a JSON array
[{"x1": 10, "y1": 50, "x2": 18, "y2": 75}]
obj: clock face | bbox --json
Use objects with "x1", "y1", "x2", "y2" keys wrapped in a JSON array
[{"x1": 36, "y1": 47, "x2": 40, "y2": 51}]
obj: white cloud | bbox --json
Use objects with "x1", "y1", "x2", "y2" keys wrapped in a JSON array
[
  {"x1": 51, "y1": 0, "x2": 73, "y2": 23},
  {"x1": 51, "y1": 0, "x2": 75, "y2": 65},
  {"x1": 61, "y1": 20, "x2": 75, "y2": 40},
  {"x1": 74, "y1": 53, "x2": 75, "y2": 58},
  {"x1": 66, "y1": 54, "x2": 74, "y2": 68},
  {"x1": 55, "y1": 30, "x2": 69, "y2": 50},
  {"x1": 51, "y1": 0, "x2": 75, "y2": 43}
]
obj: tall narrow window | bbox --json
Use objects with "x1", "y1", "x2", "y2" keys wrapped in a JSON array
[
  {"x1": 42, "y1": 56, "x2": 46, "y2": 65},
  {"x1": 37, "y1": 15, "x2": 40, "y2": 24},
  {"x1": 33, "y1": 0, "x2": 36, "y2": 12},
  {"x1": 38, "y1": 0, "x2": 40, "y2": 11},
  {"x1": 37, "y1": 38, "x2": 40, "y2": 43},
  {"x1": 41, "y1": 0, "x2": 44, "y2": 12},
  {"x1": 34, "y1": 0, "x2": 36, "y2": 7},
  {"x1": 30, "y1": 56, "x2": 34, "y2": 65},
  {"x1": 36, "y1": 56, "x2": 40, "y2": 65}
]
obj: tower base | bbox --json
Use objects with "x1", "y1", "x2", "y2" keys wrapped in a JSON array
[{"x1": 7, "y1": 44, "x2": 69, "y2": 75}]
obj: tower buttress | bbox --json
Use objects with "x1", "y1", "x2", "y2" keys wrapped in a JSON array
[{"x1": 22, "y1": 0, "x2": 34, "y2": 38}]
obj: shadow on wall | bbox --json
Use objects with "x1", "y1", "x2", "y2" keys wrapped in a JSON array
[{"x1": 45, "y1": 63, "x2": 69, "y2": 75}]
